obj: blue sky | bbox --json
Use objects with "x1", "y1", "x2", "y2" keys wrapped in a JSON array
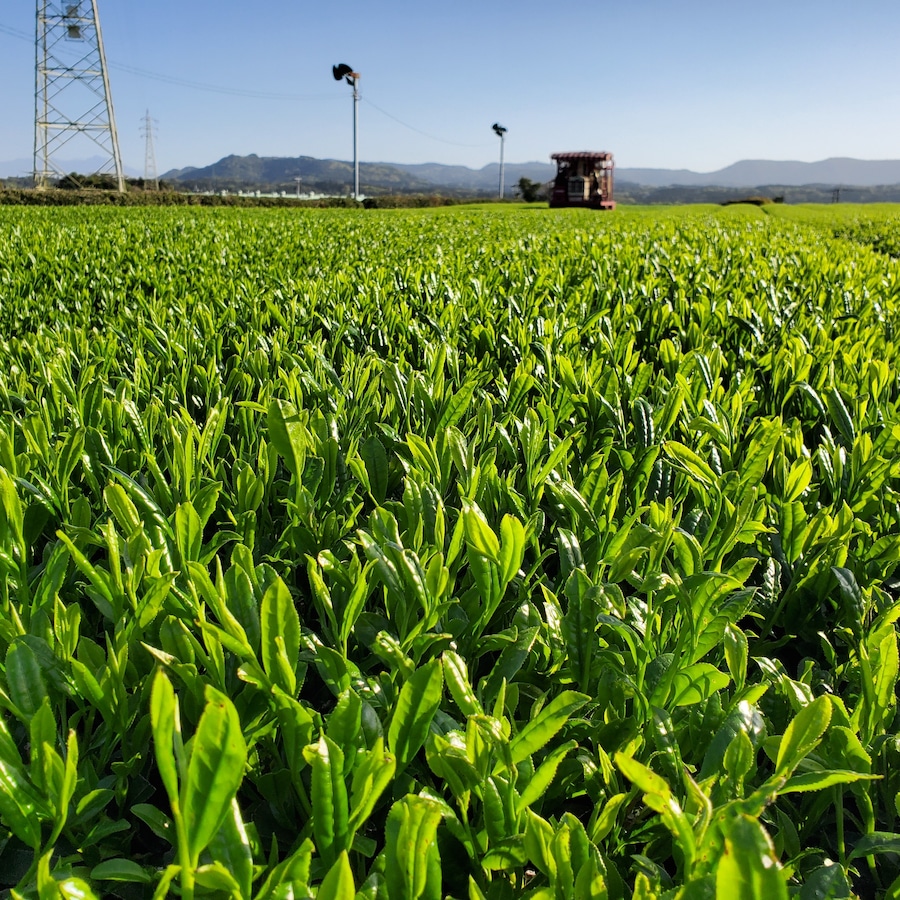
[{"x1": 1, "y1": 0, "x2": 899, "y2": 176}]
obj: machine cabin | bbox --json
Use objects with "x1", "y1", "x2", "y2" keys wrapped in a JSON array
[{"x1": 549, "y1": 152, "x2": 615, "y2": 209}]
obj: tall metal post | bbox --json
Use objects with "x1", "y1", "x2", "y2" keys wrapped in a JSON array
[
  {"x1": 492, "y1": 123, "x2": 507, "y2": 200},
  {"x1": 352, "y1": 76, "x2": 359, "y2": 200},
  {"x1": 332, "y1": 65, "x2": 360, "y2": 200},
  {"x1": 34, "y1": 0, "x2": 125, "y2": 191}
]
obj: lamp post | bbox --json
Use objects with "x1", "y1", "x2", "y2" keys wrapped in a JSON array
[
  {"x1": 333, "y1": 63, "x2": 360, "y2": 199},
  {"x1": 492, "y1": 123, "x2": 507, "y2": 200}
]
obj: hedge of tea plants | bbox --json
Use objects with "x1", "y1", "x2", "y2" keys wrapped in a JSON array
[{"x1": 1, "y1": 204, "x2": 900, "y2": 897}]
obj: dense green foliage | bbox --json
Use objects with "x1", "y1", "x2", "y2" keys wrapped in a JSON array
[
  {"x1": 0, "y1": 189, "x2": 367, "y2": 208},
  {"x1": 1, "y1": 204, "x2": 900, "y2": 897},
  {"x1": 777, "y1": 206, "x2": 900, "y2": 259}
]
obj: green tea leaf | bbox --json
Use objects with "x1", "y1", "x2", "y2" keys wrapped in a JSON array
[
  {"x1": 194, "y1": 863, "x2": 241, "y2": 892},
  {"x1": 775, "y1": 695, "x2": 831, "y2": 778},
  {"x1": 56, "y1": 877, "x2": 102, "y2": 900},
  {"x1": 669, "y1": 663, "x2": 731, "y2": 708},
  {"x1": 615, "y1": 753, "x2": 671, "y2": 801},
  {"x1": 848, "y1": 831, "x2": 900, "y2": 860},
  {"x1": 715, "y1": 814, "x2": 787, "y2": 899},
  {"x1": 267, "y1": 399, "x2": 307, "y2": 477},
  {"x1": 797, "y1": 860, "x2": 852, "y2": 900},
  {"x1": 498, "y1": 514, "x2": 526, "y2": 586},
  {"x1": 738, "y1": 418, "x2": 783, "y2": 487},
  {"x1": 318, "y1": 850, "x2": 356, "y2": 899},
  {"x1": 517, "y1": 740, "x2": 576, "y2": 809},
  {"x1": 462, "y1": 502, "x2": 500, "y2": 563},
  {"x1": 174, "y1": 501, "x2": 202, "y2": 563},
  {"x1": 182, "y1": 685, "x2": 247, "y2": 862},
  {"x1": 260, "y1": 576, "x2": 300, "y2": 695},
  {"x1": 442, "y1": 650, "x2": 483, "y2": 718},
  {"x1": 724, "y1": 624, "x2": 749, "y2": 693},
  {"x1": 663, "y1": 440, "x2": 717, "y2": 487},
  {"x1": 825, "y1": 388, "x2": 855, "y2": 446},
  {"x1": 360, "y1": 435, "x2": 389, "y2": 503},
  {"x1": 90, "y1": 859, "x2": 153, "y2": 883},
  {"x1": 388, "y1": 658, "x2": 443, "y2": 773},
  {"x1": 348, "y1": 737, "x2": 396, "y2": 836},
  {"x1": 6, "y1": 639, "x2": 48, "y2": 722},
  {"x1": 0, "y1": 757, "x2": 43, "y2": 847},
  {"x1": 208, "y1": 799, "x2": 253, "y2": 899},
  {"x1": 132, "y1": 803, "x2": 174, "y2": 843},
  {"x1": 305, "y1": 733, "x2": 349, "y2": 868},
  {"x1": 510, "y1": 691, "x2": 589, "y2": 765},
  {"x1": 150, "y1": 669, "x2": 180, "y2": 806},
  {"x1": 779, "y1": 769, "x2": 878, "y2": 794},
  {"x1": 385, "y1": 795, "x2": 443, "y2": 900}
]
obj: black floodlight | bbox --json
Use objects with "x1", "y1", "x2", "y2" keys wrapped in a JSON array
[
  {"x1": 333, "y1": 63, "x2": 356, "y2": 86},
  {"x1": 492, "y1": 123, "x2": 507, "y2": 137}
]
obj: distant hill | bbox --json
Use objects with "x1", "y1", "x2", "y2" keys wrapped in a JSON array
[
  {"x1": 615, "y1": 181, "x2": 900, "y2": 205},
  {"x1": 159, "y1": 154, "x2": 453, "y2": 195},
  {"x1": 0, "y1": 158, "x2": 37, "y2": 179},
  {"x1": 617, "y1": 158, "x2": 900, "y2": 187},
  {"x1": 160, "y1": 154, "x2": 556, "y2": 195},
  {"x1": 7, "y1": 152, "x2": 900, "y2": 197},
  {"x1": 158, "y1": 154, "x2": 900, "y2": 194},
  {"x1": 385, "y1": 161, "x2": 555, "y2": 191}
]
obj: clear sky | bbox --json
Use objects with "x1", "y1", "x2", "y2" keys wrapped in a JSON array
[{"x1": 1, "y1": 0, "x2": 898, "y2": 176}]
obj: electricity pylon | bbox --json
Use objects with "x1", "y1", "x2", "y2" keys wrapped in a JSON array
[
  {"x1": 34, "y1": 0, "x2": 125, "y2": 191},
  {"x1": 141, "y1": 110, "x2": 159, "y2": 189}
]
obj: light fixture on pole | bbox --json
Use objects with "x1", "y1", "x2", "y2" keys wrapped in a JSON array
[
  {"x1": 492, "y1": 123, "x2": 507, "y2": 200},
  {"x1": 333, "y1": 63, "x2": 360, "y2": 200}
]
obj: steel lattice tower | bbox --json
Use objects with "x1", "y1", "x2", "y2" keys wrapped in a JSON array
[
  {"x1": 34, "y1": 0, "x2": 124, "y2": 190},
  {"x1": 141, "y1": 110, "x2": 159, "y2": 189}
]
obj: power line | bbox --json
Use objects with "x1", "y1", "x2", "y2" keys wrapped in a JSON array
[
  {"x1": 109, "y1": 61, "x2": 340, "y2": 101},
  {"x1": 362, "y1": 97, "x2": 492, "y2": 149},
  {"x1": 0, "y1": 23, "x2": 30, "y2": 40},
  {"x1": 1, "y1": 21, "x2": 337, "y2": 100},
  {"x1": 3, "y1": 18, "x2": 495, "y2": 149}
]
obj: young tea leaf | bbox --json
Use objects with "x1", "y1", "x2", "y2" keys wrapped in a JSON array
[
  {"x1": 775, "y1": 695, "x2": 831, "y2": 778},
  {"x1": 388, "y1": 659, "x2": 444, "y2": 773},
  {"x1": 182, "y1": 685, "x2": 247, "y2": 862},
  {"x1": 715, "y1": 814, "x2": 787, "y2": 899}
]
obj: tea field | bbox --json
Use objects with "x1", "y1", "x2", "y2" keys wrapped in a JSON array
[{"x1": 1, "y1": 203, "x2": 900, "y2": 898}]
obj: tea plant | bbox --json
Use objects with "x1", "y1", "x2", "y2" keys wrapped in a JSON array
[{"x1": 0, "y1": 203, "x2": 899, "y2": 897}]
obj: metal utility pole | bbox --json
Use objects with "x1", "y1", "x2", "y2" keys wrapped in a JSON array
[
  {"x1": 141, "y1": 110, "x2": 158, "y2": 190},
  {"x1": 492, "y1": 123, "x2": 507, "y2": 200},
  {"x1": 34, "y1": 0, "x2": 125, "y2": 191},
  {"x1": 353, "y1": 77, "x2": 359, "y2": 199},
  {"x1": 333, "y1": 64, "x2": 360, "y2": 199}
]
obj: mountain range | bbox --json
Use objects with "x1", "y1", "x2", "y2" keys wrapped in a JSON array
[
  {"x1": 618, "y1": 158, "x2": 900, "y2": 188},
  {"x1": 164, "y1": 155, "x2": 900, "y2": 193},
  {"x1": 4, "y1": 154, "x2": 900, "y2": 193},
  {"x1": 158, "y1": 155, "x2": 556, "y2": 195},
  {"x1": 156, "y1": 155, "x2": 900, "y2": 193}
]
